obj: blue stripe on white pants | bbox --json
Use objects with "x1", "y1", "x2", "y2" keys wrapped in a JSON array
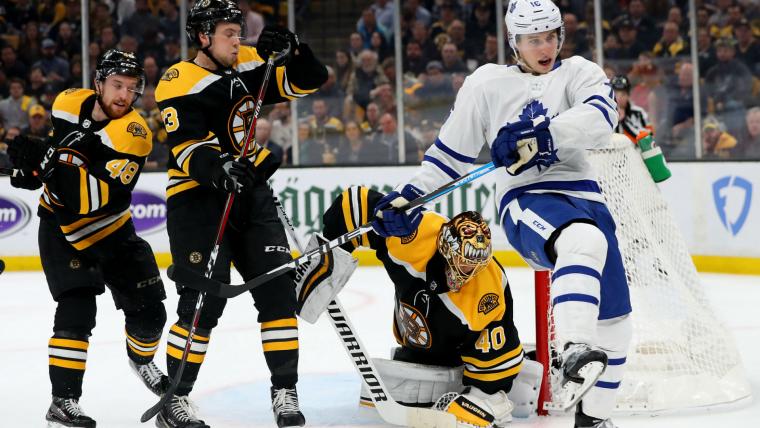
[{"x1": 581, "y1": 315, "x2": 633, "y2": 420}]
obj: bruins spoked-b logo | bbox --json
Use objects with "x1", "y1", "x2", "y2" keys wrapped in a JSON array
[
  {"x1": 478, "y1": 293, "x2": 499, "y2": 315},
  {"x1": 127, "y1": 122, "x2": 148, "y2": 138},
  {"x1": 395, "y1": 302, "x2": 432, "y2": 349},
  {"x1": 161, "y1": 68, "x2": 179, "y2": 81},
  {"x1": 228, "y1": 95, "x2": 256, "y2": 153}
]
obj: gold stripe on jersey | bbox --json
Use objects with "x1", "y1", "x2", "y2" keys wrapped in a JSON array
[
  {"x1": 275, "y1": 67, "x2": 318, "y2": 100},
  {"x1": 386, "y1": 212, "x2": 447, "y2": 275},
  {"x1": 166, "y1": 168, "x2": 201, "y2": 198},
  {"x1": 171, "y1": 133, "x2": 219, "y2": 173},
  {"x1": 48, "y1": 337, "x2": 89, "y2": 371},
  {"x1": 166, "y1": 323, "x2": 210, "y2": 364},
  {"x1": 462, "y1": 344, "x2": 523, "y2": 369},
  {"x1": 62, "y1": 209, "x2": 131, "y2": 250},
  {"x1": 94, "y1": 109, "x2": 153, "y2": 157},
  {"x1": 464, "y1": 361, "x2": 523, "y2": 382},
  {"x1": 438, "y1": 262, "x2": 507, "y2": 331},
  {"x1": 52, "y1": 88, "x2": 92, "y2": 123},
  {"x1": 77, "y1": 168, "x2": 110, "y2": 214},
  {"x1": 338, "y1": 186, "x2": 371, "y2": 248},
  {"x1": 261, "y1": 317, "x2": 299, "y2": 352},
  {"x1": 235, "y1": 46, "x2": 265, "y2": 72},
  {"x1": 155, "y1": 61, "x2": 221, "y2": 103}
]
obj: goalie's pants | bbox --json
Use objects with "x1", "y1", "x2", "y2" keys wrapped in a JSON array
[
  {"x1": 168, "y1": 184, "x2": 299, "y2": 394},
  {"x1": 500, "y1": 192, "x2": 631, "y2": 320},
  {"x1": 38, "y1": 218, "x2": 167, "y2": 398}
]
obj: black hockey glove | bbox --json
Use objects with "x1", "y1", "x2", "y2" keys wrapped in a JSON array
[
  {"x1": 9, "y1": 169, "x2": 43, "y2": 190},
  {"x1": 7, "y1": 135, "x2": 57, "y2": 181},
  {"x1": 257, "y1": 26, "x2": 298, "y2": 66},
  {"x1": 211, "y1": 153, "x2": 257, "y2": 193}
]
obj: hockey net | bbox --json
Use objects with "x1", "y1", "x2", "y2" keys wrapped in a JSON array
[{"x1": 534, "y1": 135, "x2": 751, "y2": 415}]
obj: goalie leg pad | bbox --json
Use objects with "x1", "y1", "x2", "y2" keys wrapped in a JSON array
[
  {"x1": 359, "y1": 357, "x2": 464, "y2": 407},
  {"x1": 506, "y1": 359, "x2": 542, "y2": 418},
  {"x1": 296, "y1": 233, "x2": 358, "y2": 324}
]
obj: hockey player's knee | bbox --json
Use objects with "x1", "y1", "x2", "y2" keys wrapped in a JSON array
[
  {"x1": 125, "y1": 301, "x2": 167, "y2": 339},
  {"x1": 177, "y1": 289, "x2": 226, "y2": 330},
  {"x1": 597, "y1": 314, "x2": 632, "y2": 354},
  {"x1": 53, "y1": 288, "x2": 98, "y2": 336},
  {"x1": 553, "y1": 222, "x2": 608, "y2": 273}
]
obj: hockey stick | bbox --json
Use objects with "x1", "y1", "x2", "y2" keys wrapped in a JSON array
[
  {"x1": 140, "y1": 52, "x2": 282, "y2": 423},
  {"x1": 168, "y1": 161, "x2": 497, "y2": 298},
  {"x1": 270, "y1": 185, "x2": 456, "y2": 427},
  {"x1": 0, "y1": 167, "x2": 25, "y2": 177}
]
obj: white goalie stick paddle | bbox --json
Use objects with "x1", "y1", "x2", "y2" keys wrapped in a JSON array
[
  {"x1": 167, "y1": 162, "x2": 498, "y2": 298},
  {"x1": 271, "y1": 191, "x2": 456, "y2": 427}
]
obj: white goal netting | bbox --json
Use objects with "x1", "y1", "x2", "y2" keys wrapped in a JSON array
[{"x1": 542, "y1": 135, "x2": 752, "y2": 414}]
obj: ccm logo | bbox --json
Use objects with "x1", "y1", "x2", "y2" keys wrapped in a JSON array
[
  {"x1": 265, "y1": 245, "x2": 290, "y2": 253},
  {"x1": 532, "y1": 220, "x2": 546, "y2": 231}
]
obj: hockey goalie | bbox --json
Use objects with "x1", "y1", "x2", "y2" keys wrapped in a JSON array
[{"x1": 295, "y1": 186, "x2": 542, "y2": 427}]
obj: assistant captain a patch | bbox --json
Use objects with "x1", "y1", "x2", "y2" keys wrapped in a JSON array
[{"x1": 478, "y1": 293, "x2": 499, "y2": 315}]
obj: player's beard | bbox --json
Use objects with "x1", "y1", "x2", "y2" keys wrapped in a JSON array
[{"x1": 100, "y1": 97, "x2": 131, "y2": 119}]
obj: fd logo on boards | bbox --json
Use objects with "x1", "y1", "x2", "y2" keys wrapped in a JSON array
[{"x1": 712, "y1": 175, "x2": 753, "y2": 236}]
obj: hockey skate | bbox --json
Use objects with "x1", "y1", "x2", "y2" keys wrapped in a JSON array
[
  {"x1": 46, "y1": 397, "x2": 96, "y2": 428},
  {"x1": 155, "y1": 395, "x2": 209, "y2": 428},
  {"x1": 558, "y1": 343, "x2": 608, "y2": 411},
  {"x1": 271, "y1": 386, "x2": 306, "y2": 427},
  {"x1": 575, "y1": 402, "x2": 619, "y2": 428},
  {"x1": 130, "y1": 359, "x2": 170, "y2": 396}
]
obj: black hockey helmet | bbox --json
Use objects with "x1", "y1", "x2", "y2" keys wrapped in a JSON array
[
  {"x1": 186, "y1": 0, "x2": 244, "y2": 46},
  {"x1": 610, "y1": 75, "x2": 631, "y2": 92},
  {"x1": 95, "y1": 49, "x2": 145, "y2": 97}
]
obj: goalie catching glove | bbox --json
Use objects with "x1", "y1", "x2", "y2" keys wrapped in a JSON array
[
  {"x1": 490, "y1": 116, "x2": 559, "y2": 176},
  {"x1": 434, "y1": 386, "x2": 514, "y2": 428},
  {"x1": 295, "y1": 233, "x2": 358, "y2": 323}
]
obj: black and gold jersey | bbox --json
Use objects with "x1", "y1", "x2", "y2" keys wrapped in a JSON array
[
  {"x1": 38, "y1": 88, "x2": 152, "y2": 252},
  {"x1": 155, "y1": 45, "x2": 326, "y2": 204},
  {"x1": 323, "y1": 186, "x2": 524, "y2": 394}
]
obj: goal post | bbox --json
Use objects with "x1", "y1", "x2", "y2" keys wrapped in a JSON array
[{"x1": 533, "y1": 135, "x2": 752, "y2": 414}]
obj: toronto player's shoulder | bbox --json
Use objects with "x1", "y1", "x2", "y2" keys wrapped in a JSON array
[
  {"x1": 155, "y1": 61, "x2": 219, "y2": 103},
  {"x1": 562, "y1": 56, "x2": 607, "y2": 79},
  {"x1": 464, "y1": 63, "x2": 522, "y2": 88}
]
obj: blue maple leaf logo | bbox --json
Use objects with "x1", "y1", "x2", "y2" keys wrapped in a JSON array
[{"x1": 518, "y1": 100, "x2": 549, "y2": 122}]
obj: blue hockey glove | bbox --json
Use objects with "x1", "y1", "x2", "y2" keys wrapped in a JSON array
[
  {"x1": 491, "y1": 116, "x2": 559, "y2": 176},
  {"x1": 371, "y1": 184, "x2": 425, "y2": 238}
]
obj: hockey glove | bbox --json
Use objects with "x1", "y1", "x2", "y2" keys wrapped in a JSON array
[
  {"x1": 257, "y1": 26, "x2": 298, "y2": 66},
  {"x1": 9, "y1": 169, "x2": 43, "y2": 190},
  {"x1": 7, "y1": 135, "x2": 57, "y2": 181},
  {"x1": 211, "y1": 153, "x2": 257, "y2": 193},
  {"x1": 433, "y1": 386, "x2": 514, "y2": 428},
  {"x1": 371, "y1": 184, "x2": 424, "y2": 238},
  {"x1": 491, "y1": 116, "x2": 558, "y2": 176}
]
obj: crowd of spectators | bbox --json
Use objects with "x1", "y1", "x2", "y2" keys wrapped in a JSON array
[{"x1": 2, "y1": 0, "x2": 760, "y2": 170}]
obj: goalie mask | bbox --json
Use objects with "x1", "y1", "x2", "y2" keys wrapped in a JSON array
[{"x1": 437, "y1": 211, "x2": 492, "y2": 292}]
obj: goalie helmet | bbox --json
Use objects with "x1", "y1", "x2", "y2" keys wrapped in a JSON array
[
  {"x1": 505, "y1": 0, "x2": 564, "y2": 56},
  {"x1": 95, "y1": 49, "x2": 145, "y2": 99},
  {"x1": 186, "y1": 0, "x2": 244, "y2": 46},
  {"x1": 437, "y1": 211, "x2": 492, "y2": 292}
]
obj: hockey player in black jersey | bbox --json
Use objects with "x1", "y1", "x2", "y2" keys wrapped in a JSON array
[
  {"x1": 296, "y1": 186, "x2": 541, "y2": 428},
  {"x1": 154, "y1": 0, "x2": 326, "y2": 427},
  {"x1": 7, "y1": 50, "x2": 168, "y2": 428}
]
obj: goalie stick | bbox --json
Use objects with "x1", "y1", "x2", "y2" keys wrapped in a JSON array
[
  {"x1": 141, "y1": 50, "x2": 285, "y2": 423},
  {"x1": 270, "y1": 184, "x2": 456, "y2": 427},
  {"x1": 167, "y1": 161, "x2": 497, "y2": 298}
]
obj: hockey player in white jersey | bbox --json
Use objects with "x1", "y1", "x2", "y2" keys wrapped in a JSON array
[{"x1": 372, "y1": 1, "x2": 632, "y2": 427}]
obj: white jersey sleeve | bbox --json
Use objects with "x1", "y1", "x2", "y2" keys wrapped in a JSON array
[
  {"x1": 407, "y1": 69, "x2": 491, "y2": 193},
  {"x1": 549, "y1": 58, "x2": 618, "y2": 149}
]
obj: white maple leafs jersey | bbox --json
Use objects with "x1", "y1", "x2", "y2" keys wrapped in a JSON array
[{"x1": 407, "y1": 56, "x2": 618, "y2": 224}]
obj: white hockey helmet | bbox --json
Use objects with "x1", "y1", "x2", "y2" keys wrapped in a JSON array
[{"x1": 505, "y1": 0, "x2": 564, "y2": 55}]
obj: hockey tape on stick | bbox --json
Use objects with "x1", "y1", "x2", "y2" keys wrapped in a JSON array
[
  {"x1": 172, "y1": 162, "x2": 498, "y2": 298},
  {"x1": 141, "y1": 53, "x2": 280, "y2": 423}
]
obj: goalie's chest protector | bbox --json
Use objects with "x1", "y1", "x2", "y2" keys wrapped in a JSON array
[{"x1": 382, "y1": 214, "x2": 507, "y2": 356}]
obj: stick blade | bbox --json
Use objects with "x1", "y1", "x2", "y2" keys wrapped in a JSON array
[{"x1": 167, "y1": 264, "x2": 223, "y2": 294}]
